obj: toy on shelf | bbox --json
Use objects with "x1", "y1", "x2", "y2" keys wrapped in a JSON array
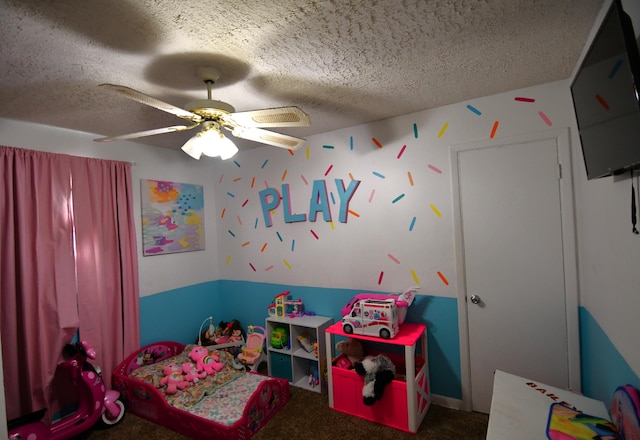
[
  {"x1": 340, "y1": 285, "x2": 420, "y2": 325},
  {"x1": 308, "y1": 365, "x2": 319, "y2": 388},
  {"x1": 354, "y1": 354, "x2": 396, "y2": 406},
  {"x1": 270, "y1": 326, "x2": 289, "y2": 349},
  {"x1": 296, "y1": 333, "x2": 315, "y2": 354},
  {"x1": 333, "y1": 338, "x2": 365, "y2": 370},
  {"x1": 341, "y1": 298, "x2": 400, "y2": 339},
  {"x1": 267, "y1": 290, "x2": 307, "y2": 318},
  {"x1": 237, "y1": 325, "x2": 267, "y2": 372}
]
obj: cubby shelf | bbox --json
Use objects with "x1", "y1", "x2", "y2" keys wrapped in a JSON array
[
  {"x1": 265, "y1": 315, "x2": 333, "y2": 393},
  {"x1": 325, "y1": 322, "x2": 431, "y2": 433}
]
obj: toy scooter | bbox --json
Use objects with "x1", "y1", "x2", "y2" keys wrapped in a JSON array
[{"x1": 7, "y1": 340, "x2": 125, "y2": 440}]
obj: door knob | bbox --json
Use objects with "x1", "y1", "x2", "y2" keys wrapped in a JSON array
[{"x1": 470, "y1": 294, "x2": 481, "y2": 304}]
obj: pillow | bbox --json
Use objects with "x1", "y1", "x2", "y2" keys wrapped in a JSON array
[
  {"x1": 546, "y1": 402, "x2": 620, "y2": 440},
  {"x1": 611, "y1": 385, "x2": 640, "y2": 440}
]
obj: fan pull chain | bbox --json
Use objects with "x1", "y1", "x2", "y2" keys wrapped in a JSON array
[{"x1": 632, "y1": 169, "x2": 638, "y2": 234}]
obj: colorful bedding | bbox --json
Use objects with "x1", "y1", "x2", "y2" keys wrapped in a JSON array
[
  {"x1": 112, "y1": 341, "x2": 289, "y2": 439},
  {"x1": 128, "y1": 344, "x2": 244, "y2": 408}
]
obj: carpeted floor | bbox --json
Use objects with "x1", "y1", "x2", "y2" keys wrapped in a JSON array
[{"x1": 87, "y1": 386, "x2": 489, "y2": 440}]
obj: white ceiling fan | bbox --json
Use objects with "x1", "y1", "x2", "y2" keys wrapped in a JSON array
[{"x1": 94, "y1": 66, "x2": 311, "y2": 160}]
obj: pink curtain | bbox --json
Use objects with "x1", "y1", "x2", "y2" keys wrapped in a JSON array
[{"x1": 0, "y1": 146, "x2": 140, "y2": 420}]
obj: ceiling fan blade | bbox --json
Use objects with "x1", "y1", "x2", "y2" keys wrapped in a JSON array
[
  {"x1": 231, "y1": 127, "x2": 307, "y2": 150},
  {"x1": 94, "y1": 124, "x2": 198, "y2": 142},
  {"x1": 229, "y1": 106, "x2": 310, "y2": 128},
  {"x1": 99, "y1": 84, "x2": 203, "y2": 123}
]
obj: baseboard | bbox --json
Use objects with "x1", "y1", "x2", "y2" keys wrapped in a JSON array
[{"x1": 432, "y1": 394, "x2": 465, "y2": 411}]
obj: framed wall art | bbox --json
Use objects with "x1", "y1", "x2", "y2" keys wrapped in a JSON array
[{"x1": 140, "y1": 179, "x2": 205, "y2": 256}]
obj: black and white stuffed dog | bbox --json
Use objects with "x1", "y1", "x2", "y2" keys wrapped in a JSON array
[{"x1": 354, "y1": 354, "x2": 396, "y2": 405}]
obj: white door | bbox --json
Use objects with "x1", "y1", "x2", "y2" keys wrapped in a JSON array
[{"x1": 452, "y1": 130, "x2": 577, "y2": 414}]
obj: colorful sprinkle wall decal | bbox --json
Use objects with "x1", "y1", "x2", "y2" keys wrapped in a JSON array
[
  {"x1": 242, "y1": 199, "x2": 249, "y2": 207},
  {"x1": 378, "y1": 271, "x2": 384, "y2": 285},
  {"x1": 372, "y1": 137, "x2": 383, "y2": 148},
  {"x1": 249, "y1": 263, "x2": 256, "y2": 271},
  {"x1": 437, "y1": 271, "x2": 449, "y2": 286},
  {"x1": 324, "y1": 164, "x2": 333, "y2": 176},
  {"x1": 392, "y1": 194, "x2": 405, "y2": 204},
  {"x1": 428, "y1": 164, "x2": 442, "y2": 174},
  {"x1": 430, "y1": 203, "x2": 442, "y2": 217},
  {"x1": 288, "y1": 150, "x2": 295, "y2": 156},
  {"x1": 350, "y1": 136, "x2": 354, "y2": 150},
  {"x1": 409, "y1": 216, "x2": 416, "y2": 231},
  {"x1": 283, "y1": 259, "x2": 292, "y2": 269},
  {"x1": 221, "y1": 208, "x2": 226, "y2": 218},
  {"x1": 227, "y1": 192, "x2": 235, "y2": 198},
  {"x1": 233, "y1": 160, "x2": 241, "y2": 168},
  {"x1": 291, "y1": 239, "x2": 295, "y2": 251},
  {"x1": 265, "y1": 265, "x2": 274, "y2": 271},
  {"x1": 310, "y1": 229, "x2": 319, "y2": 239},
  {"x1": 218, "y1": 174, "x2": 224, "y2": 184},
  {"x1": 261, "y1": 159, "x2": 269, "y2": 169},
  {"x1": 237, "y1": 215, "x2": 242, "y2": 225},
  {"x1": 301, "y1": 174, "x2": 308, "y2": 185},
  {"x1": 388, "y1": 253, "x2": 400, "y2": 264},
  {"x1": 411, "y1": 269, "x2": 420, "y2": 285},
  {"x1": 397, "y1": 145, "x2": 407, "y2": 159},
  {"x1": 228, "y1": 230, "x2": 236, "y2": 237},
  {"x1": 348, "y1": 209, "x2": 360, "y2": 218},
  {"x1": 538, "y1": 111, "x2": 553, "y2": 126},
  {"x1": 306, "y1": 146, "x2": 310, "y2": 159},
  {"x1": 251, "y1": 177, "x2": 256, "y2": 188},
  {"x1": 254, "y1": 218, "x2": 259, "y2": 229},
  {"x1": 276, "y1": 231, "x2": 283, "y2": 242},
  {"x1": 226, "y1": 255, "x2": 231, "y2": 265},
  {"x1": 369, "y1": 189, "x2": 376, "y2": 203},
  {"x1": 407, "y1": 171, "x2": 414, "y2": 186},
  {"x1": 261, "y1": 243, "x2": 268, "y2": 252},
  {"x1": 515, "y1": 97, "x2": 535, "y2": 103},
  {"x1": 466, "y1": 104, "x2": 481, "y2": 115},
  {"x1": 281, "y1": 169, "x2": 288, "y2": 181},
  {"x1": 233, "y1": 177, "x2": 241, "y2": 182},
  {"x1": 490, "y1": 121, "x2": 499, "y2": 138},
  {"x1": 413, "y1": 123, "x2": 418, "y2": 138},
  {"x1": 372, "y1": 171, "x2": 385, "y2": 179},
  {"x1": 323, "y1": 145, "x2": 335, "y2": 149},
  {"x1": 241, "y1": 241, "x2": 250, "y2": 247},
  {"x1": 438, "y1": 122, "x2": 449, "y2": 138},
  {"x1": 348, "y1": 173, "x2": 355, "y2": 180}
]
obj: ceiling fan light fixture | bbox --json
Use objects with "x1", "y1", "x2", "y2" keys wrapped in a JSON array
[
  {"x1": 181, "y1": 133, "x2": 205, "y2": 160},
  {"x1": 181, "y1": 122, "x2": 238, "y2": 160}
]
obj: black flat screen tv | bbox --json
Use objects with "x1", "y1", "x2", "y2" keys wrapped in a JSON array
[{"x1": 570, "y1": 0, "x2": 640, "y2": 180}]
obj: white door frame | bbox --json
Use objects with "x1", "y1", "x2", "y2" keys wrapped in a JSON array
[{"x1": 449, "y1": 128, "x2": 580, "y2": 411}]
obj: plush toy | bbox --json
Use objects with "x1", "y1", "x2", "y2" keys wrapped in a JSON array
[
  {"x1": 189, "y1": 346, "x2": 224, "y2": 374},
  {"x1": 335, "y1": 338, "x2": 365, "y2": 369},
  {"x1": 182, "y1": 361, "x2": 206, "y2": 382},
  {"x1": 160, "y1": 363, "x2": 189, "y2": 394},
  {"x1": 354, "y1": 354, "x2": 396, "y2": 405}
]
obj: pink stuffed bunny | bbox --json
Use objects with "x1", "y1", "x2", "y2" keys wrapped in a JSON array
[
  {"x1": 189, "y1": 346, "x2": 224, "y2": 375},
  {"x1": 160, "y1": 363, "x2": 189, "y2": 394}
]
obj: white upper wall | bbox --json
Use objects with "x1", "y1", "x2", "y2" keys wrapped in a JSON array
[
  {"x1": 0, "y1": 119, "x2": 221, "y2": 297},
  {"x1": 569, "y1": 0, "x2": 640, "y2": 375}
]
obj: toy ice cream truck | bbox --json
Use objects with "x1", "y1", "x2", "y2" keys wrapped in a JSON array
[{"x1": 341, "y1": 298, "x2": 400, "y2": 339}]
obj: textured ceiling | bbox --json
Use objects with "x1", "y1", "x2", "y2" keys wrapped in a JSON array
[{"x1": 0, "y1": 0, "x2": 604, "y2": 152}]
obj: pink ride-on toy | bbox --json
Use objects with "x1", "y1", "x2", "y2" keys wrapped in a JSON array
[
  {"x1": 8, "y1": 340, "x2": 125, "y2": 440},
  {"x1": 237, "y1": 325, "x2": 266, "y2": 372}
]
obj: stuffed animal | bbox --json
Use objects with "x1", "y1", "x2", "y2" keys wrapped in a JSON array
[
  {"x1": 354, "y1": 354, "x2": 396, "y2": 405},
  {"x1": 160, "y1": 363, "x2": 189, "y2": 394},
  {"x1": 335, "y1": 338, "x2": 365, "y2": 369},
  {"x1": 182, "y1": 361, "x2": 206, "y2": 382},
  {"x1": 189, "y1": 346, "x2": 224, "y2": 374}
]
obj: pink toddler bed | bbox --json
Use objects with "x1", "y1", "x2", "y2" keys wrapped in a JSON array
[{"x1": 112, "y1": 341, "x2": 289, "y2": 439}]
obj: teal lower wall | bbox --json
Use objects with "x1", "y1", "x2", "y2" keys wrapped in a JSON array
[
  {"x1": 139, "y1": 280, "x2": 462, "y2": 399},
  {"x1": 579, "y1": 307, "x2": 639, "y2": 407}
]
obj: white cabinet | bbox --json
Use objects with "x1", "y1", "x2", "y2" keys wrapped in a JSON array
[{"x1": 265, "y1": 315, "x2": 333, "y2": 393}]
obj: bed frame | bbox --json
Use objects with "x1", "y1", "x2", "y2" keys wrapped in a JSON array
[{"x1": 112, "y1": 341, "x2": 289, "y2": 439}]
